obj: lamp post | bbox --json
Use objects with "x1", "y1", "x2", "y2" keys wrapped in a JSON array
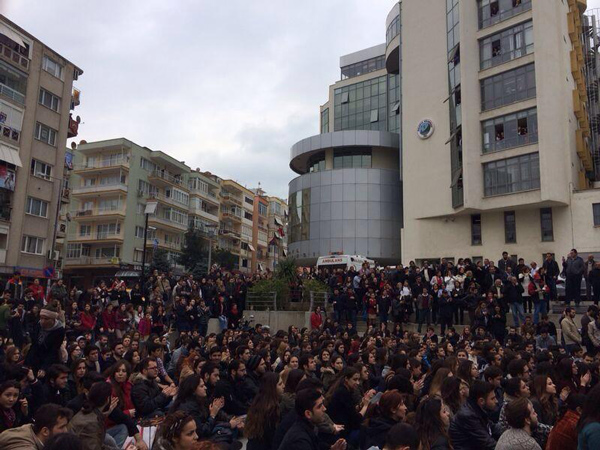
[
  {"x1": 204, "y1": 223, "x2": 218, "y2": 271},
  {"x1": 140, "y1": 201, "x2": 158, "y2": 288}
]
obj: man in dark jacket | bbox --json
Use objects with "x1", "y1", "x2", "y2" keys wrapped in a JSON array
[
  {"x1": 589, "y1": 261, "x2": 600, "y2": 305},
  {"x1": 563, "y1": 249, "x2": 585, "y2": 305},
  {"x1": 497, "y1": 252, "x2": 516, "y2": 275},
  {"x1": 131, "y1": 357, "x2": 176, "y2": 418},
  {"x1": 31, "y1": 364, "x2": 71, "y2": 413},
  {"x1": 542, "y1": 253, "x2": 560, "y2": 300},
  {"x1": 25, "y1": 305, "x2": 65, "y2": 372},
  {"x1": 278, "y1": 389, "x2": 346, "y2": 450},
  {"x1": 214, "y1": 360, "x2": 249, "y2": 416},
  {"x1": 241, "y1": 355, "x2": 265, "y2": 403},
  {"x1": 503, "y1": 277, "x2": 525, "y2": 327},
  {"x1": 449, "y1": 380, "x2": 501, "y2": 450}
]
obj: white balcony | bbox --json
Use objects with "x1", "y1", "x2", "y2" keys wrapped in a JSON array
[
  {"x1": 148, "y1": 215, "x2": 188, "y2": 232},
  {"x1": 73, "y1": 207, "x2": 127, "y2": 221},
  {"x1": 71, "y1": 184, "x2": 128, "y2": 196}
]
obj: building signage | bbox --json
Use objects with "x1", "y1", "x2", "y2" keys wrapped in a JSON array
[
  {"x1": 320, "y1": 257, "x2": 344, "y2": 264},
  {"x1": 417, "y1": 119, "x2": 434, "y2": 139}
]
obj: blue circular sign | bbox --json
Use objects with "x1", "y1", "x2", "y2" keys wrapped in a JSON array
[{"x1": 417, "y1": 119, "x2": 434, "y2": 139}]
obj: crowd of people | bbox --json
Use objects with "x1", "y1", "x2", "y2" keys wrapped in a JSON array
[{"x1": 0, "y1": 249, "x2": 599, "y2": 449}]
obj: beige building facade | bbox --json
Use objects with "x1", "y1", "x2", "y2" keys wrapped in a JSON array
[
  {"x1": 397, "y1": 0, "x2": 600, "y2": 264},
  {"x1": 0, "y1": 15, "x2": 82, "y2": 283}
]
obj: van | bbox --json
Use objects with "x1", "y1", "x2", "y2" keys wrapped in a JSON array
[{"x1": 316, "y1": 255, "x2": 376, "y2": 272}]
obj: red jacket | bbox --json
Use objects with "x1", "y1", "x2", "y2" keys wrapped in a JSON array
[
  {"x1": 28, "y1": 284, "x2": 45, "y2": 303},
  {"x1": 310, "y1": 312, "x2": 323, "y2": 330},
  {"x1": 101, "y1": 310, "x2": 117, "y2": 330},
  {"x1": 79, "y1": 312, "x2": 96, "y2": 331},
  {"x1": 546, "y1": 409, "x2": 580, "y2": 450},
  {"x1": 138, "y1": 318, "x2": 152, "y2": 336}
]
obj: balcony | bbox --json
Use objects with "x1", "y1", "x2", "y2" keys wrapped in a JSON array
[
  {"x1": 61, "y1": 188, "x2": 70, "y2": 203},
  {"x1": 148, "y1": 191, "x2": 189, "y2": 209},
  {"x1": 148, "y1": 169, "x2": 187, "y2": 189},
  {"x1": 0, "y1": 248, "x2": 5, "y2": 264},
  {"x1": 148, "y1": 215, "x2": 188, "y2": 232},
  {"x1": 220, "y1": 192, "x2": 242, "y2": 206},
  {"x1": 68, "y1": 230, "x2": 125, "y2": 243},
  {"x1": 63, "y1": 256, "x2": 121, "y2": 267},
  {"x1": 72, "y1": 206, "x2": 126, "y2": 221},
  {"x1": 190, "y1": 188, "x2": 220, "y2": 205},
  {"x1": 221, "y1": 207, "x2": 242, "y2": 222},
  {"x1": 0, "y1": 82, "x2": 24, "y2": 105},
  {"x1": 56, "y1": 221, "x2": 67, "y2": 238},
  {"x1": 0, "y1": 122, "x2": 19, "y2": 144},
  {"x1": 0, "y1": 43, "x2": 29, "y2": 71},
  {"x1": 71, "y1": 183, "x2": 128, "y2": 197},
  {"x1": 145, "y1": 240, "x2": 182, "y2": 251},
  {"x1": 0, "y1": 205, "x2": 10, "y2": 222},
  {"x1": 68, "y1": 115, "x2": 80, "y2": 138},
  {"x1": 190, "y1": 207, "x2": 219, "y2": 223},
  {"x1": 219, "y1": 226, "x2": 241, "y2": 238},
  {"x1": 72, "y1": 156, "x2": 130, "y2": 175}
]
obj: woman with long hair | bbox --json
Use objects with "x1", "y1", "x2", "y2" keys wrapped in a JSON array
[
  {"x1": 429, "y1": 368, "x2": 453, "y2": 397},
  {"x1": 280, "y1": 369, "x2": 305, "y2": 417},
  {"x1": 153, "y1": 411, "x2": 198, "y2": 450},
  {"x1": 169, "y1": 374, "x2": 242, "y2": 444},
  {"x1": 363, "y1": 390, "x2": 407, "y2": 449},
  {"x1": 456, "y1": 359, "x2": 478, "y2": 386},
  {"x1": 69, "y1": 381, "x2": 113, "y2": 449},
  {"x1": 326, "y1": 367, "x2": 375, "y2": 443},
  {"x1": 67, "y1": 358, "x2": 87, "y2": 399},
  {"x1": 531, "y1": 374, "x2": 559, "y2": 427},
  {"x1": 245, "y1": 372, "x2": 284, "y2": 450},
  {"x1": 441, "y1": 377, "x2": 468, "y2": 416},
  {"x1": 415, "y1": 397, "x2": 452, "y2": 450},
  {"x1": 322, "y1": 355, "x2": 344, "y2": 391},
  {"x1": 106, "y1": 361, "x2": 135, "y2": 417}
]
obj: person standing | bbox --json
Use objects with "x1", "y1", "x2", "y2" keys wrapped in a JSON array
[
  {"x1": 563, "y1": 249, "x2": 585, "y2": 306},
  {"x1": 561, "y1": 307, "x2": 582, "y2": 354},
  {"x1": 24, "y1": 305, "x2": 65, "y2": 373},
  {"x1": 589, "y1": 262, "x2": 600, "y2": 306},
  {"x1": 585, "y1": 255, "x2": 596, "y2": 303},
  {"x1": 543, "y1": 253, "x2": 560, "y2": 301}
]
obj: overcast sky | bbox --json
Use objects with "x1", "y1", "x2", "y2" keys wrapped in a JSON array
[
  {"x1": 1, "y1": 0, "x2": 398, "y2": 198},
  {"x1": 3, "y1": 0, "x2": 600, "y2": 199}
]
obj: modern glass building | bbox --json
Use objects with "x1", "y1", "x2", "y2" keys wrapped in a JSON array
[{"x1": 288, "y1": 43, "x2": 402, "y2": 265}]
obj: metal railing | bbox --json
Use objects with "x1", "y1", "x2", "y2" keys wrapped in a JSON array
[
  {"x1": 0, "y1": 82, "x2": 25, "y2": 105},
  {"x1": 246, "y1": 291, "x2": 277, "y2": 311},
  {"x1": 76, "y1": 156, "x2": 130, "y2": 170},
  {"x1": 0, "y1": 43, "x2": 29, "y2": 70},
  {"x1": 149, "y1": 169, "x2": 185, "y2": 187},
  {"x1": 309, "y1": 291, "x2": 329, "y2": 312}
]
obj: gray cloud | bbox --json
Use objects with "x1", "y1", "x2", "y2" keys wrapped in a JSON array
[{"x1": 4, "y1": 0, "x2": 401, "y2": 197}]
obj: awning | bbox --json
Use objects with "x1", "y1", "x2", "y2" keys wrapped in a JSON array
[
  {"x1": 248, "y1": 244, "x2": 256, "y2": 252},
  {"x1": 274, "y1": 217, "x2": 283, "y2": 226},
  {"x1": 115, "y1": 270, "x2": 141, "y2": 278},
  {"x1": 0, "y1": 23, "x2": 26, "y2": 48},
  {"x1": 0, "y1": 144, "x2": 22, "y2": 167}
]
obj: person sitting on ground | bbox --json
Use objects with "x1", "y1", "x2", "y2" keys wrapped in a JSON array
[
  {"x1": 131, "y1": 357, "x2": 177, "y2": 418},
  {"x1": 495, "y1": 397, "x2": 541, "y2": 450}
]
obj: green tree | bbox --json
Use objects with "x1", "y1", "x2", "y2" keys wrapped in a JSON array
[
  {"x1": 150, "y1": 248, "x2": 171, "y2": 273},
  {"x1": 213, "y1": 248, "x2": 237, "y2": 270},
  {"x1": 177, "y1": 227, "x2": 208, "y2": 271},
  {"x1": 274, "y1": 258, "x2": 297, "y2": 282}
]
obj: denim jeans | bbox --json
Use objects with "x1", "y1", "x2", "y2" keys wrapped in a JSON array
[
  {"x1": 510, "y1": 302, "x2": 526, "y2": 327},
  {"x1": 106, "y1": 424, "x2": 128, "y2": 449},
  {"x1": 533, "y1": 301, "x2": 547, "y2": 325}
]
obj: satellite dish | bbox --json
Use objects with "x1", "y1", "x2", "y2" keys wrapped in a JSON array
[
  {"x1": 76, "y1": 116, "x2": 81, "y2": 123},
  {"x1": 71, "y1": 142, "x2": 77, "y2": 150},
  {"x1": 79, "y1": 140, "x2": 87, "y2": 145}
]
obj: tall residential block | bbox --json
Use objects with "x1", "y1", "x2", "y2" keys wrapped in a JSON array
[{"x1": 0, "y1": 15, "x2": 82, "y2": 283}]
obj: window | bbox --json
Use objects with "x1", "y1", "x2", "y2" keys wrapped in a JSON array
[
  {"x1": 471, "y1": 214, "x2": 482, "y2": 245},
  {"x1": 137, "y1": 203, "x2": 145, "y2": 214},
  {"x1": 321, "y1": 108, "x2": 329, "y2": 133},
  {"x1": 25, "y1": 197, "x2": 48, "y2": 218},
  {"x1": 95, "y1": 247, "x2": 120, "y2": 258},
  {"x1": 135, "y1": 226, "x2": 145, "y2": 239},
  {"x1": 483, "y1": 152, "x2": 540, "y2": 196},
  {"x1": 370, "y1": 109, "x2": 379, "y2": 123},
  {"x1": 21, "y1": 235, "x2": 44, "y2": 255},
  {"x1": 38, "y1": 88, "x2": 61, "y2": 112},
  {"x1": 67, "y1": 243, "x2": 82, "y2": 258},
  {"x1": 98, "y1": 198, "x2": 120, "y2": 211},
  {"x1": 30, "y1": 159, "x2": 52, "y2": 180},
  {"x1": 478, "y1": 0, "x2": 532, "y2": 29},
  {"x1": 79, "y1": 225, "x2": 91, "y2": 237},
  {"x1": 341, "y1": 55, "x2": 386, "y2": 79},
  {"x1": 386, "y1": 15, "x2": 401, "y2": 45},
  {"x1": 42, "y1": 55, "x2": 63, "y2": 79},
  {"x1": 34, "y1": 122, "x2": 57, "y2": 146},
  {"x1": 480, "y1": 21, "x2": 534, "y2": 69},
  {"x1": 134, "y1": 249, "x2": 144, "y2": 263},
  {"x1": 593, "y1": 203, "x2": 600, "y2": 226},
  {"x1": 540, "y1": 208, "x2": 554, "y2": 241},
  {"x1": 0, "y1": 60, "x2": 27, "y2": 104},
  {"x1": 333, "y1": 150, "x2": 372, "y2": 169},
  {"x1": 242, "y1": 259, "x2": 248, "y2": 268},
  {"x1": 244, "y1": 211, "x2": 253, "y2": 221},
  {"x1": 241, "y1": 242, "x2": 249, "y2": 251},
  {"x1": 166, "y1": 188, "x2": 189, "y2": 206},
  {"x1": 244, "y1": 197, "x2": 254, "y2": 205},
  {"x1": 140, "y1": 157, "x2": 157, "y2": 172},
  {"x1": 288, "y1": 188, "x2": 311, "y2": 244},
  {"x1": 481, "y1": 64, "x2": 536, "y2": 111},
  {"x1": 258, "y1": 203, "x2": 268, "y2": 216},
  {"x1": 482, "y1": 108, "x2": 538, "y2": 153},
  {"x1": 97, "y1": 223, "x2": 121, "y2": 238},
  {"x1": 308, "y1": 156, "x2": 326, "y2": 173},
  {"x1": 334, "y1": 75, "x2": 388, "y2": 132},
  {"x1": 504, "y1": 211, "x2": 516, "y2": 243}
]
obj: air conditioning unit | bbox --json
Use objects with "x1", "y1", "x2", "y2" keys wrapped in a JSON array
[{"x1": 47, "y1": 250, "x2": 60, "y2": 260}]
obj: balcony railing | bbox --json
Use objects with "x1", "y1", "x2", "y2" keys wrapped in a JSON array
[
  {"x1": 0, "y1": 43, "x2": 29, "y2": 70},
  {"x1": 73, "y1": 206, "x2": 126, "y2": 218},
  {"x1": 0, "y1": 82, "x2": 25, "y2": 105},
  {"x1": 68, "y1": 230, "x2": 124, "y2": 241},
  {"x1": 64, "y1": 256, "x2": 121, "y2": 266},
  {"x1": 149, "y1": 191, "x2": 189, "y2": 207},
  {"x1": 148, "y1": 215, "x2": 188, "y2": 230},
  {"x1": 75, "y1": 156, "x2": 130, "y2": 170},
  {"x1": 220, "y1": 192, "x2": 242, "y2": 206},
  {"x1": 149, "y1": 169, "x2": 185, "y2": 187},
  {"x1": 71, "y1": 183, "x2": 128, "y2": 195}
]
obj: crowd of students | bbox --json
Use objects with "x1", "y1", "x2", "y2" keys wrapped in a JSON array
[{"x1": 0, "y1": 249, "x2": 599, "y2": 449}]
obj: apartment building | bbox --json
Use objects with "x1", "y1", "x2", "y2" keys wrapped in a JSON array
[
  {"x1": 266, "y1": 195, "x2": 288, "y2": 271},
  {"x1": 0, "y1": 15, "x2": 82, "y2": 284},
  {"x1": 398, "y1": 0, "x2": 600, "y2": 264}
]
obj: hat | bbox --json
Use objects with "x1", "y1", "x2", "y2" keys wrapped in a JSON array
[{"x1": 246, "y1": 355, "x2": 261, "y2": 371}]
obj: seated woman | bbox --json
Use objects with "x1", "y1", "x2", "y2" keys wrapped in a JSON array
[
  {"x1": 68, "y1": 381, "x2": 114, "y2": 450},
  {"x1": 362, "y1": 390, "x2": 407, "y2": 449},
  {"x1": 0, "y1": 380, "x2": 28, "y2": 432},
  {"x1": 168, "y1": 374, "x2": 243, "y2": 446},
  {"x1": 415, "y1": 397, "x2": 452, "y2": 450},
  {"x1": 153, "y1": 411, "x2": 198, "y2": 450},
  {"x1": 245, "y1": 372, "x2": 284, "y2": 450}
]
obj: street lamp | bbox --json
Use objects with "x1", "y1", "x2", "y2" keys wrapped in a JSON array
[
  {"x1": 204, "y1": 223, "x2": 218, "y2": 270},
  {"x1": 140, "y1": 201, "x2": 158, "y2": 288}
]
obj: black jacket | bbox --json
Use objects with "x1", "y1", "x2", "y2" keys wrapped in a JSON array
[
  {"x1": 177, "y1": 397, "x2": 230, "y2": 440},
  {"x1": 449, "y1": 399, "x2": 499, "y2": 450},
  {"x1": 327, "y1": 385, "x2": 363, "y2": 436},
  {"x1": 131, "y1": 377, "x2": 171, "y2": 418},
  {"x1": 362, "y1": 416, "x2": 398, "y2": 450},
  {"x1": 24, "y1": 321, "x2": 65, "y2": 372},
  {"x1": 277, "y1": 417, "x2": 319, "y2": 450},
  {"x1": 214, "y1": 377, "x2": 249, "y2": 416}
]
